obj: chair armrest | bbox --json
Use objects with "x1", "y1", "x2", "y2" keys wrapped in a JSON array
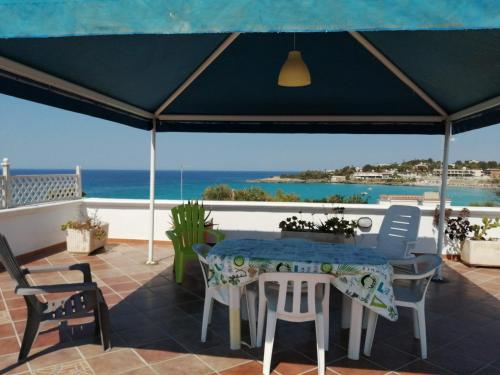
[
  {"x1": 166, "y1": 230, "x2": 182, "y2": 250},
  {"x1": 205, "y1": 228, "x2": 225, "y2": 242},
  {"x1": 23, "y1": 263, "x2": 93, "y2": 283},
  {"x1": 404, "y1": 240, "x2": 418, "y2": 254},
  {"x1": 15, "y1": 282, "x2": 98, "y2": 295}
]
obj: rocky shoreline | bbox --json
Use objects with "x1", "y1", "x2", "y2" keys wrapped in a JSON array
[{"x1": 248, "y1": 176, "x2": 500, "y2": 189}]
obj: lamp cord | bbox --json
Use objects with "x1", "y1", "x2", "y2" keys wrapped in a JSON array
[{"x1": 293, "y1": 33, "x2": 296, "y2": 50}]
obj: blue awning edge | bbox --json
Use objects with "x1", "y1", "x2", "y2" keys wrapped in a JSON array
[{"x1": 1, "y1": 0, "x2": 500, "y2": 38}]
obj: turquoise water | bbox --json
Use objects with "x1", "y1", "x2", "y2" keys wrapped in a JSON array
[{"x1": 13, "y1": 169, "x2": 499, "y2": 206}]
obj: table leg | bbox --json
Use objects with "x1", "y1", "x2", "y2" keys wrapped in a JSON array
[
  {"x1": 341, "y1": 294, "x2": 351, "y2": 329},
  {"x1": 228, "y1": 285, "x2": 241, "y2": 350},
  {"x1": 348, "y1": 299, "x2": 363, "y2": 360}
]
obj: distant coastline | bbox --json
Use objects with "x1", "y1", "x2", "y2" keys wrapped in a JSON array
[{"x1": 248, "y1": 176, "x2": 499, "y2": 189}]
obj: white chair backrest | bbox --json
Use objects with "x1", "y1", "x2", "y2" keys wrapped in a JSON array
[
  {"x1": 378, "y1": 205, "x2": 421, "y2": 257},
  {"x1": 259, "y1": 272, "x2": 331, "y2": 322},
  {"x1": 393, "y1": 255, "x2": 442, "y2": 303},
  {"x1": 192, "y1": 243, "x2": 212, "y2": 289}
]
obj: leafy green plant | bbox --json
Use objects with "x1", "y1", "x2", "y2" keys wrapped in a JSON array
[
  {"x1": 202, "y1": 184, "x2": 233, "y2": 200},
  {"x1": 233, "y1": 187, "x2": 271, "y2": 201},
  {"x1": 470, "y1": 217, "x2": 500, "y2": 240},
  {"x1": 279, "y1": 207, "x2": 359, "y2": 238}
]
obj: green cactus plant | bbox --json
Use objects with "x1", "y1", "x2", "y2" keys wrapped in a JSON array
[{"x1": 471, "y1": 217, "x2": 500, "y2": 240}]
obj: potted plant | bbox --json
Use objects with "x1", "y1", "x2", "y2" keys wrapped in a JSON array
[
  {"x1": 442, "y1": 208, "x2": 471, "y2": 261},
  {"x1": 279, "y1": 207, "x2": 358, "y2": 244},
  {"x1": 61, "y1": 214, "x2": 108, "y2": 254},
  {"x1": 461, "y1": 217, "x2": 500, "y2": 267}
]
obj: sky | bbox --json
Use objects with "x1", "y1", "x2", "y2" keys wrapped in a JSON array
[{"x1": 0, "y1": 94, "x2": 499, "y2": 171}]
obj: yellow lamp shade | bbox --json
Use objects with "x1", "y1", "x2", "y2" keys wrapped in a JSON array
[{"x1": 278, "y1": 50, "x2": 311, "y2": 87}]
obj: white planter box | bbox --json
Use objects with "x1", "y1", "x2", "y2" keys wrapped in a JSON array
[
  {"x1": 461, "y1": 239, "x2": 500, "y2": 267},
  {"x1": 281, "y1": 230, "x2": 354, "y2": 244},
  {"x1": 65, "y1": 223, "x2": 109, "y2": 254}
]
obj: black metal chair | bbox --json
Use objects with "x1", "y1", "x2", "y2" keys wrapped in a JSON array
[{"x1": 0, "y1": 234, "x2": 111, "y2": 362}]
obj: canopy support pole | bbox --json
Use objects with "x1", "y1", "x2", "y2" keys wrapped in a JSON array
[
  {"x1": 435, "y1": 119, "x2": 452, "y2": 280},
  {"x1": 146, "y1": 118, "x2": 158, "y2": 265}
]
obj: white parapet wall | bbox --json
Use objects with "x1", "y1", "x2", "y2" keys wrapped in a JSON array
[
  {"x1": 84, "y1": 198, "x2": 500, "y2": 254},
  {"x1": 1, "y1": 198, "x2": 499, "y2": 257},
  {"x1": 0, "y1": 200, "x2": 82, "y2": 256}
]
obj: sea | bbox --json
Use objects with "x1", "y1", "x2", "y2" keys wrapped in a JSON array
[{"x1": 11, "y1": 169, "x2": 499, "y2": 206}]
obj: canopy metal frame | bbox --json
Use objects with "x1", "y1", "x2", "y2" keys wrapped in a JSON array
[{"x1": 2, "y1": 32, "x2": 499, "y2": 275}]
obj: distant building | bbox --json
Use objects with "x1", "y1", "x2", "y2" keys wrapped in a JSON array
[
  {"x1": 432, "y1": 168, "x2": 482, "y2": 178},
  {"x1": 352, "y1": 172, "x2": 383, "y2": 180},
  {"x1": 330, "y1": 175, "x2": 346, "y2": 182},
  {"x1": 485, "y1": 169, "x2": 500, "y2": 178}
]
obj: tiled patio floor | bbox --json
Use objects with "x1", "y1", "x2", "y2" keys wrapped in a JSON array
[{"x1": 0, "y1": 243, "x2": 499, "y2": 375}]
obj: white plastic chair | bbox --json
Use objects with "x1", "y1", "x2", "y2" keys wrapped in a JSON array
[
  {"x1": 256, "y1": 272, "x2": 332, "y2": 375},
  {"x1": 363, "y1": 255, "x2": 442, "y2": 359},
  {"x1": 376, "y1": 205, "x2": 421, "y2": 259},
  {"x1": 192, "y1": 244, "x2": 258, "y2": 346}
]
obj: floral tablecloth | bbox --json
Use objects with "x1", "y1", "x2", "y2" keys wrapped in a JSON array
[{"x1": 205, "y1": 239, "x2": 398, "y2": 321}]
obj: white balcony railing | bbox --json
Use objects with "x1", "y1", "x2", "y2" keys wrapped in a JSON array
[{"x1": 0, "y1": 158, "x2": 82, "y2": 209}]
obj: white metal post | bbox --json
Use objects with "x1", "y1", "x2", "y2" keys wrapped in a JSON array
[
  {"x1": 2, "y1": 158, "x2": 10, "y2": 209},
  {"x1": 75, "y1": 165, "x2": 83, "y2": 198},
  {"x1": 180, "y1": 164, "x2": 184, "y2": 203},
  {"x1": 435, "y1": 120, "x2": 452, "y2": 280},
  {"x1": 146, "y1": 119, "x2": 158, "y2": 265}
]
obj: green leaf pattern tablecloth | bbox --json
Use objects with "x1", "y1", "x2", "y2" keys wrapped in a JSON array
[{"x1": 206, "y1": 239, "x2": 398, "y2": 321}]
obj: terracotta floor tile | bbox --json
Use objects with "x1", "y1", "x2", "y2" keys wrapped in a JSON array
[
  {"x1": 0, "y1": 323, "x2": 15, "y2": 337},
  {"x1": 28, "y1": 346, "x2": 82, "y2": 370},
  {"x1": 117, "y1": 324, "x2": 168, "y2": 346},
  {"x1": 396, "y1": 359, "x2": 454, "y2": 375},
  {"x1": 362, "y1": 342, "x2": 417, "y2": 371},
  {"x1": 152, "y1": 354, "x2": 214, "y2": 375},
  {"x1": 4, "y1": 299, "x2": 25, "y2": 310},
  {"x1": 121, "y1": 367, "x2": 157, "y2": 375},
  {"x1": 108, "y1": 281, "x2": 140, "y2": 293},
  {"x1": 268, "y1": 349, "x2": 316, "y2": 375},
  {"x1": 219, "y1": 360, "x2": 271, "y2": 374},
  {"x1": 8, "y1": 308, "x2": 26, "y2": 322},
  {"x1": 133, "y1": 337, "x2": 186, "y2": 364},
  {"x1": 427, "y1": 347, "x2": 491, "y2": 375},
  {"x1": 86, "y1": 349, "x2": 145, "y2": 375},
  {"x1": 74, "y1": 334, "x2": 125, "y2": 358},
  {"x1": 197, "y1": 344, "x2": 252, "y2": 372},
  {"x1": 0, "y1": 353, "x2": 30, "y2": 374},
  {"x1": 0, "y1": 337, "x2": 20, "y2": 356},
  {"x1": 327, "y1": 357, "x2": 387, "y2": 375},
  {"x1": 32, "y1": 359, "x2": 93, "y2": 375}
]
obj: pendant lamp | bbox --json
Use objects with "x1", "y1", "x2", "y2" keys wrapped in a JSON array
[{"x1": 278, "y1": 34, "x2": 311, "y2": 87}]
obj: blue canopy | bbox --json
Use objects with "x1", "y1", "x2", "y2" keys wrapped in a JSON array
[{"x1": 0, "y1": 1, "x2": 499, "y2": 134}]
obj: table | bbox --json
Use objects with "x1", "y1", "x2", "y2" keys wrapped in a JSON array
[{"x1": 206, "y1": 239, "x2": 398, "y2": 360}]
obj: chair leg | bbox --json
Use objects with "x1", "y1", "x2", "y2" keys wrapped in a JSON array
[
  {"x1": 96, "y1": 294, "x2": 112, "y2": 351},
  {"x1": 18, "y1": 313, "x2": 40, "y2": 362},
  {"x1": 201, "y1": 293, "x2": 213, "y2": 342},
  {"x1": 322, "y1": 289, "x2": 330, "y2": 351},
  {"x1": 94, "y1": 309, "x2": 100, "y2": 335},
  {"x1": 416, "y1": 305, "x2": 427, "y2": 359},
  {"x1": 174, "y1": 252, "x2": 185, "y2": 284},
  {"x1": 412, "y1": 309, "x2": 420, "y2": 339},
  {"x1": 256, "y1": 295, "x2": 266, "y2": 347},
  {"x1": 245, "y1": 291, "x2": 257, "y2": 347},
  {"x1": 262, "y1": 310, "x2": 277, "y2": 375},
  {"x1": 363, "y1": 310, "x2": 378, "y2": 357},
  {"x1": 315, "y1": 314, "x2": 326, "y2": 375}
]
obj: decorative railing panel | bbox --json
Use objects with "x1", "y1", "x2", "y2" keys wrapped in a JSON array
[
  {"x1": 7, "y1": 174, "x2": 81, "y2": 208},
  {"x1": 0, "y1": 176, "x2": 6, "y2": 209}
]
